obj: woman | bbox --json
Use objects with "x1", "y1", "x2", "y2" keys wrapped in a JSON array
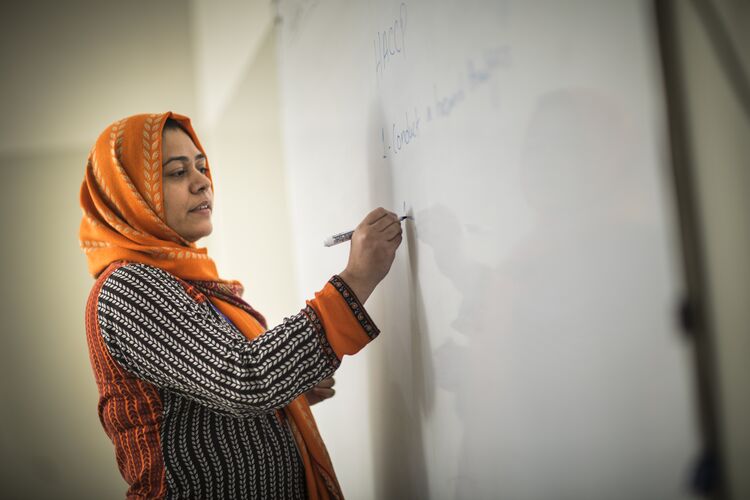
[{"x1": 80, "y1": 112, "x2": 402, "y2": 499}]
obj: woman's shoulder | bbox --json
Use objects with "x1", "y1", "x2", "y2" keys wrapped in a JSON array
[
  {"x1": 86, "y1": 262, "x2": 192, "y2": 329},
  {"x1": 94, "y1": 261, "x2": 187, "y2": 299}
]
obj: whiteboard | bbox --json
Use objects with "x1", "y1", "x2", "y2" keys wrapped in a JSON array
[{"x1": 277, "y1": 1, "x2": 699, "y2": 498}]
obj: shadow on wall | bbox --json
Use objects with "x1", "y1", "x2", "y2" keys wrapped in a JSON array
[
  {"x1": 354, "y1": 83, "x2": 681, "y2": 498},
  {"x1": 365, "y1": 100, "x2": 435, "y2": 498},
  {"x1": 415, "y1": 88, "x2": 684, "y2": 499}
]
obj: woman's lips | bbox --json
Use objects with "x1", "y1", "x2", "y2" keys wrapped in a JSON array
[
  {"x1": 189, "y1": 200, "x2": 212, "y2": 214},
  {"x1": 189, "y1": 206, "x2": 212, "y2": 215}
]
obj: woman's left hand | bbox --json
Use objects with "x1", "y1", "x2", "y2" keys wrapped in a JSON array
[{"x1": 305, "y1": 377, "x2": 336, "y2": 406}]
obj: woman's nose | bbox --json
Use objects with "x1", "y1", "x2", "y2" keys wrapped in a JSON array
[{"x1": 190, "y1": 167, "x2": 211, "y2": 193}]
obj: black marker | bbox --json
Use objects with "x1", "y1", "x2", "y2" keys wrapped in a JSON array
[{"x1": 324, "y1": 216, "x2": 410, "y2": 247}]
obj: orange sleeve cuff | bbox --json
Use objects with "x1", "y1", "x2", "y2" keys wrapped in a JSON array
[{"x1": 305, "y1": 275, "x2": 380, "y2": 361}]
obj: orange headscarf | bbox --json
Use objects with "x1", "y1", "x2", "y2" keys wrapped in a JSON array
[{"x1": 79, "y1": 112, "x2": 343, "y2": 499}]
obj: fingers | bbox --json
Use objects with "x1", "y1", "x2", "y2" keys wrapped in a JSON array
[
  {"x1": 343, "y1": 207, "x2": 404, "y2": 299},
  {"x1": 364, "y1": 207, "x2": 398, "y2": 228},
  {"x1": 313, "y1": 387, "x2": 335, "y2": 398},
  {"x1": 388, "y1": 231, "x2": 403, "y2": 244},
  {"x1": 317, "y1": 377, "x2": 335, "y2": 388},
  {"x1": 371, "y1": 211, "x2": 400, "y2": 232},
  {"x1": 383, "y1": 221, "x2": 402, "y2": 241},
  {"x1": 363, "y1": 207, "x2": 390, "y2": 225},
  {"x1": 367, "y1": 210, "x2": 403, "y2": 246},
  {"x1": 312, "y1": 377, "x2": 336, "y2": 399}
]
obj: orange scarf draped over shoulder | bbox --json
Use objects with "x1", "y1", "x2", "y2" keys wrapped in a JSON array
[{"x1": 80, "y1": 112, "x2": 342, "y2": 499}]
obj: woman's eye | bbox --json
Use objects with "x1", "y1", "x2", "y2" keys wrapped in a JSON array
[
  {"x1": 170, "y1": 170, "x2": 185, "y2": 177},
  {"x1": 199, "y1": 167, "x2": 209, "y2": 174}
]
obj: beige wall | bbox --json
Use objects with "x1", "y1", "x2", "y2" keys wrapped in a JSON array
[
  {"x1": 189, "y1": 0, "x2": 275, "y2": 128},
  {"x1": 0, "y1": 1, "x2": 197, "y2": 156},
  {"x1": 0, "y1": 148, "x2": 124, "y2": 497},
  {"x1": 201, "y1": 25, "x2": 298, "y2": 328},
  {"x1": 672, "y1": 1, "x2": 750, "y2": 498},
  {"x1": 0, "y1": 1, "x2": 198, "y2": 497},
  {"x1": 187, "y1": 0, "x2": 296, "y2": 333},
  {"x1": 0, "y1": 0, "x2": 295, "y2": 497}
]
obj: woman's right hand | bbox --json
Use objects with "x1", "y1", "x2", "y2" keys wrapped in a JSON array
[{"x1": 338, "y1": 207, "x2": 403, "y2": 303}]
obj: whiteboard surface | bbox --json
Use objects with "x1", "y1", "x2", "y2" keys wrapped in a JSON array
[{"x1": 277, "y1": 1, "x2": 699, "y2": 498}]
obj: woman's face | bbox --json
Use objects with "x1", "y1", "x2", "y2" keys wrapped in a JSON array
[{"x1": 161, "y1": 127, "x2": 213, "y2": 242}]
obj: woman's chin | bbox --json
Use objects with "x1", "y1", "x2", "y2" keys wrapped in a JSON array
[{"x1": 183, "y1": 224, "x2": 213, "y2": 243}]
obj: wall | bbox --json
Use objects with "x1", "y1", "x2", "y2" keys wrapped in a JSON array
[
  {"x1": 0, "y1": 1, "x2": 196, "y2": 156},
  {"x1": 671, "y1": 1, "x2": 750, "y2": 498},
  {"x1": 0, "y1": 1, "x2": 196, "y2": 497},
  {"x1": 276, "y1": 1, "x2": 700, "y2": 498},
  {"x1": 0, "y1": 0, "x2": 296, "y2": 497},
  {"x1": 0, "y1": 148, "x2": 123, "y2": 498},
  {"x1": 4, "y1": 1, "x2": 744, "y2": 498},
  {"x1": 194, "y1": 18, "x2": 298, "y2": 329}
]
